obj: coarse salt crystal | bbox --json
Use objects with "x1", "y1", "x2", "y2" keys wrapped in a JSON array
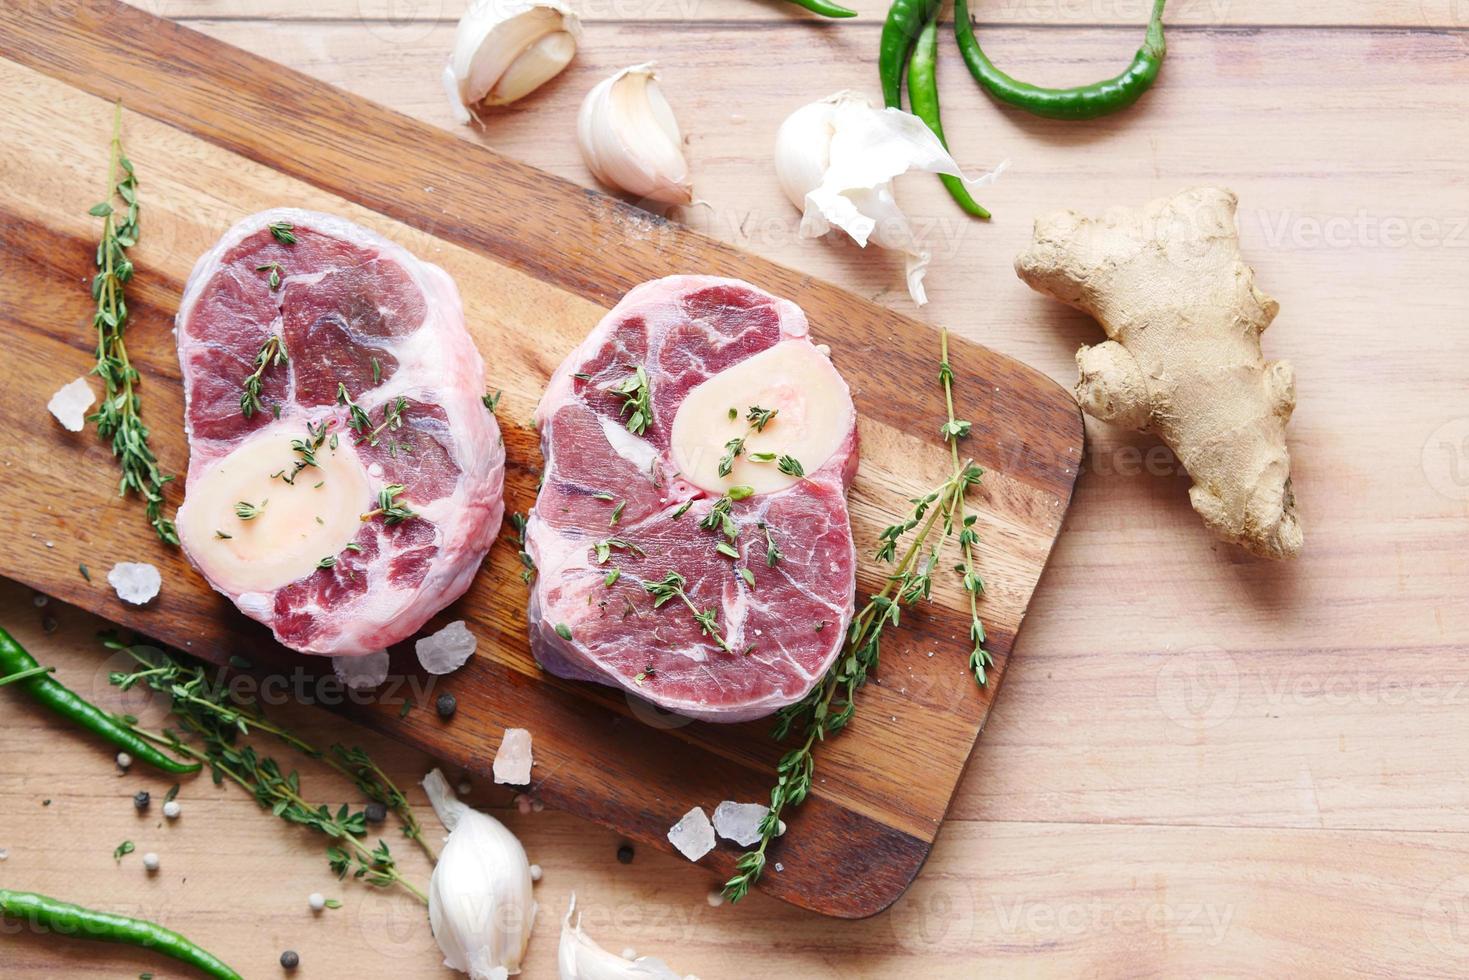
[
  {"x1": 108, "y1": 562, "x2": 161, "y2": 605},
  {"x1": 332, "y1": 650, "x2": 390, "y2": 690},
  {"x1": 494, "y1": 728, "x2": 533, "y2": 785},
  {"x1": 415, "y1": 620, "x2": 477, "y2": 675},
  {"x1": 712, "y1": 801, "x2": 769, "y2": 847},
  {"x1": 47, "y1": 377, "x2": 94, "y2": 432},
  {"x1": 666, "y1": 807, "x2": 714, "y2": 862}
]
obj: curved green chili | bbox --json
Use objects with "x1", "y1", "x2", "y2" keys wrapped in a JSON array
[
  {"x1": 879, "y1": 0, "x2": 940, "y2": 108},
  {"x1": 955, "y1": 0, "x2": 1167, "y2": 120},
  {"x1": 0, "y1": 890, "x2": 242, "y2": 979},
  {"x1": 782, "y1": 0, "x2": 857, "y2": 17},
  {"x1": 0, "y1": 627, "x2": 199, "y2": 774},
  {"x1": 908, "y1": 16, "x2": 991, "y2": 219}
]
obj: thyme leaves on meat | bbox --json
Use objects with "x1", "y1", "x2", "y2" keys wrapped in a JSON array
[
  {"x1": 609, "y1": 366, "x2": 651, "y2": 436},
  {"x1": 234, "y1": 499, "x2": 266, "y2": 521},
  {"x1": 777, "y1": 455, "x2": 805, "y2": 478},
  {"x1": 273, "y1": 419, "x2": 329, "y2": 486},
  {"x1": 241, "y1": 335, "x2": 288, "y2": 419},
  {"x1": 360, "y1": 484, "x2": 416, "y2": 525},
  {"x1": 760, "y1": 522, "x2": 783, "y2": 567},
  {"x1": 724, "y1": 335, "x2": 996, "y2": 904},
  {"x1": 592, "y1": 537, "x2": 643, "y2": 564},
  {"x1": 717, "y1": 405, "x2": 781, "y2": 478},
  {"x1": 642, "y1": 571, "x2": 740, "y2": 655},
  {"x1": 267, "y1": 220, "x2": 297, "y2": 245},
  {"x1": 88, "y1": 103, "x2": 177, "y2": 545},
  {"x1": 255, "y1": 261, "x2": 284, "y2": 290}
]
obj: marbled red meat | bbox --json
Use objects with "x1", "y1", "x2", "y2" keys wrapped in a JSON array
[
  {"x1": 527, "y1": 276, "x2": 858, "y2": 722},
  {"x1": 175, "y1": 209, "x2": 503, "y2": 656}
]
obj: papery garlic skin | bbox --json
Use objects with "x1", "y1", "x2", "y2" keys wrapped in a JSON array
[
  {"x1": 773, "y1": 90, "x2": 1004, "y2": 306},
  {"x1": 558, "y1": 894, "x2": 698, "y2": 980},
  {"x1": 445, "y1": 0, "x2": 581, "y2": 123},
  {"x1": 576, "y1": 63, "x2": 694, "y2": 207},
  {"x1": 425, "y1": 769, "x2": 538, "y2": 979}
]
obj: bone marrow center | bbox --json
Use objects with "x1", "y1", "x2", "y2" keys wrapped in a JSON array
[
  {"x1": 177, "y1": 421, "x2": 371, "y2": 594},
  {"x1": 670, "y1": 340, "x2": 851, "y2": 496}
]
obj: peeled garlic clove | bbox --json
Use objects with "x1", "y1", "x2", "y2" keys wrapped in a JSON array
[
  {"x1": 446, "y1": 0, "x2": 581, "y2": 122},
  {"x1": 558, "y1": 894, "x2": 697, "y2": 980},
  {"x1": 576, "y1": 63, "x2": 694, "y2": 207},
  {"x1": 773, "y1": 90, "x2": 1005, "y2": 306},
  {"x1": 424, "y1": 769, "x2": 538, "y2": 979}
]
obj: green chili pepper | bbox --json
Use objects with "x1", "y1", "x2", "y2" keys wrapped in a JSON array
[
  {"x1": 955, "y1": 0, "x2": 1167, "y2": 120},
  {"x1": 879, "y1": 0, "x2": 940, "y2": 108},
  {"x1": 907, "y1": 16, "x2": 991, "y2": 219},
  {"x1": 0, "y1": 627, "x2": 199, "y2": 774},
  {"x1": 782, "y1": 0, "x2": 857, "y2": 17},
  {"x1": 0, "y1": 890, "x2": 242, "y2": 979}
]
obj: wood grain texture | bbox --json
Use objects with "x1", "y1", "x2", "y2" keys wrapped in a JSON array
[
  {"x1": 0, "y1": 0, "x2": 1081, "y2": 920},
  {"x1": 3, "y1": 0, "x2": 1469, "y2": 974}
]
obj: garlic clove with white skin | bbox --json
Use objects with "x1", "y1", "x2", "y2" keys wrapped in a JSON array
[
  {"x1": 773, "y1": 90, "x2": 1005, "y2": 306},
  {"x1": 576, "y1": 63, "x2": 694, "y2": 208},
  {"x1": 424, "y1": 768, "x2": 537, "y2": 979},
  {"x1": 558, "y1": 894, "x2": 699, "y2": 980},
  {"x1": 445, "y1": 0, "x2": 581, "y2": 123}
]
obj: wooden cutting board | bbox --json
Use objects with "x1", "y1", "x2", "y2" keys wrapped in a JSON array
[{"x1": 0, "y1": 2, "x2": 1081, "y2": 917}]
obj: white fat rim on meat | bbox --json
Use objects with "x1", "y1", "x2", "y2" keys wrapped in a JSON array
[
  {"x1": 529, "y1": 275, "x2": 856, "y2": 722},
  {"x1": 174, "y1": 208, "x2": 506, "y2": 656}
]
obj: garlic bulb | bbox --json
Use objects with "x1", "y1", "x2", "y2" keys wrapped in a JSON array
[
  {"x1": 424, "y1": 768, "x2": 537, "y2": 979},
  {"x1": 444, "y1": 0, "x2": 581, "y2": 123},
  {"x1": 576, "y1": 64, "x2": 694, "y2": 207},
  {"x1": 558, "y1": 894, "x2": 698, "y2": 980},
  {"x1": 773, "y1": 90, "x2": 1004, "y2": 306}
]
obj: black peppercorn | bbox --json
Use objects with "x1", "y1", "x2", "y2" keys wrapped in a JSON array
[
  {"x1": 364, "y1": 801, "x2": 387, "y2": 824},
  {"x1": 280, "y1": 950, "x2": 300, "y2": 970},
  {"x1": 133, "y1": 791, "x2": 150, "y2": 811},
  {"x1": 616, "y1": 843, "x2": 634, "y2": 864},
  {"x1": 436, "y1": 692, "x2": 457, "y2": 719}
]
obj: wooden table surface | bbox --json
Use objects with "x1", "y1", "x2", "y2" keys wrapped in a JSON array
[{"x1": 3, "y1": 1, "x2": 1467, "y2": 976}]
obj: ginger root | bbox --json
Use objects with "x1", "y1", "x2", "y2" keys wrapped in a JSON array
[{"x1": 1015, "y1": 186, "x2": 1303, "y2": 559}]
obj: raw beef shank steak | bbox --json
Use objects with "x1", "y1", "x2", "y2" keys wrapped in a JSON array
[
  {"x1": 527, "y1": 276, "x2": 859, "y2": 722},
  {"x1": 174, "y1": 209, "x2": 504, "y2": 656}
]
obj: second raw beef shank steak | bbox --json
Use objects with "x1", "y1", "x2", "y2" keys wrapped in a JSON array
[
  {"x1": 174, "y1": 209, "x2": 504, "y2": 656},
  {"x1": 527, "y1": 275, "x2": 859, "y2": 722}
]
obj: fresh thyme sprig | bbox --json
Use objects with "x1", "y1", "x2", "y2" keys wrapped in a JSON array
[
  {"x1": 241, "y1": 335, "x2": 287, "y2": 418},
  {"x1": 507, "y1": 512, "x2": 534, "y2": 582},
  {"x1": 642, "y1": 570, "x2": 740, "y2": 654},
  {"x1": 274, "y1": 419, "x2": 329, "y2": 485},
  {"x1": 724, "y1": 330, "x2": 997, "y2": 903},
  {"x1": 592, "y1": 537, "x2": 644, "y2": 564},
  {"x1": 939, "y1": 329, "x2": 992, "y2": 685},
  {"x1": 360, "y1": 484, "x2": 417, "y2": 525},
  {"x1": 718, "y1": 405, "x2": 781, "y2": 477},
  {"x1": 104, "y1": 636, "x2": 430, "y2": 898},
  {"x1": 723, "y1": 459, "x2": 978, "y2": 903},
  {"x1": 609, "y1": 367, "x2": 651, "y2": 435},
  {"x1": 87, "y1": 103, "x2": 177, "y2": 545},
  {"x1": 255, "y1": 262, "x2": 284, "y2": 290}
]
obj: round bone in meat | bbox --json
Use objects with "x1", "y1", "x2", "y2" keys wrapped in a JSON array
[
  {"x1": 527, "y1": 276, "x2": 858, "y2": 722},
  {"x1": 175, "y1": 209, "x2": 504, "y2": 656}
]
